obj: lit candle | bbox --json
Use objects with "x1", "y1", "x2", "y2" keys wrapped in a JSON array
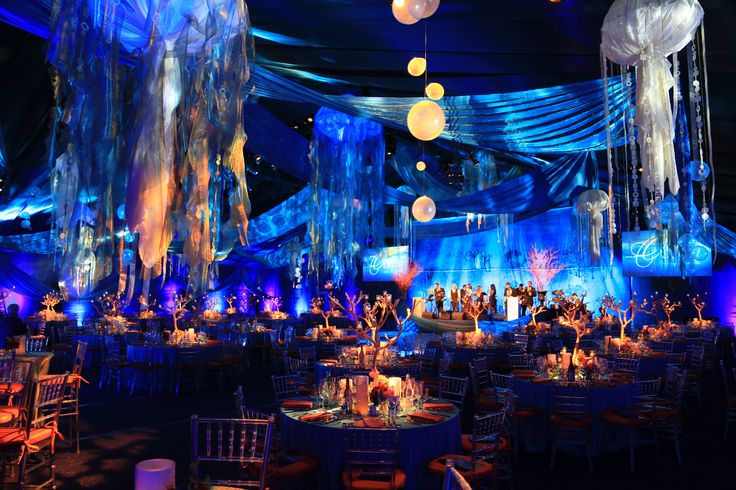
[
  {"x1": 354, "y1": 375, "x2": 369, "y2": 416},
  {"x1": 388, "y1": 377, "x2": 402, "y2": 398},
  {"x1": 561, "y1": 352, "x2": 572, "y2": 370}
]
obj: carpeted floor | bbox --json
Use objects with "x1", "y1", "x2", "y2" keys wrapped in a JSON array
[{"x1": 37, "y1": 355, "x2": 734, "y2": 490}]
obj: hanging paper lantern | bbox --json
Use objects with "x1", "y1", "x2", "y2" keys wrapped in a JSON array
[
  {"x1": 412, "y1": 195, "x2": 436, "y2": 222},
  {"x1": 423, "y1": 0, "x2": 441, "y2": 18},
  {"x1": 601, "y1": 0, "x2": 704, "y2": 198},
  {"x1": 19, "y1": 211, "x2": 31, "y2": 220},
  {"x1": 415, "y1": 161, "x2": 427, "y2": 171},
  {"x1": 20, "y1": 219, "x2": 31, "y2": 230},
  {"x1": 392, "y1": 0, "x2": 421, "y2": 25},
  {"x1": 575, "y1": 189, "x2": 610, "y2": 265},
  {"x1": 407, "y1": 57, "x2": 427, "y2": 77},
  {"x1": 425, "y1": 82, "x2": 445, "y2": 100},
  {"x1": 687, "y1": 160, "x2": 710, "y2": 182},
  {"x1": 116, "y1": 204, "x2": 126, "y2": 220},
  {"x1": 407, "y1": 100, "x2": 446, "y2": 141},
  {"x1": 405, "y1": 0, "x2": 427, "y2": 20}
]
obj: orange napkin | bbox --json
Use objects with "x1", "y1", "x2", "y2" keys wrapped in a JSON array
[
  {"x1": 282, "y1": 400, "x2": 313, "y2": 410},
  {"x1": 355, "y1": 417, "x2": 385, "y2": 428},
  {"x1": 424, "y1": 402, "x2": 454, "y2": 411},
  {"x1": 321, "y1": 359, "x2": 338, "y2": 365},
  {"x1": 531, "y1": 377, "x2": 552, "y2": 383},
  {"x1": 299, "y1": 412, "x2": 333, "y2": 423},
  {"x1": 513, "y1": 370, "x2": 535, "y2": 378},
  {"x1": 408, "y1": 412, "x2": 443, "y2": 424}
]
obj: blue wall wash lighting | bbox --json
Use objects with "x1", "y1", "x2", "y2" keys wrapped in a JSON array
[{"x1": 622, "y1": 231, "x2": 711, "y2": 277}]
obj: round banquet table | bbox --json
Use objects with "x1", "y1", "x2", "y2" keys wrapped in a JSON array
[
  {"x1": 442, "y1": 345, "x2": 510, "y2": 365},
  {"x1": 315, "y1": 361, "x2": 414, "y2": 383},
  {"x1": 603, "y1": 352, "x2": 667, "y2": 378},
  {"x1": 280, "y1": 401, "x2": 461, "y2": 490},
  {"x1": 126, "y1": 341, "x2": 226, "y2": 368},
  {"x1": 512, "y1": 377, "x2": 633, "y2": 455},
  {"x1": 17, "y1": 352, "x2": 53, "y2": 379}
]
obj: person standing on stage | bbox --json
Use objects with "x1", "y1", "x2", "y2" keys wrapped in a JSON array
[
  {"x1": 450, "y1": 284, "x2": 460, "y2": 312},
  {"x1": 433, "y1": 283, "x2": 446, "y2": 313},
  {"x1": 488, "y1": 284, "x2": 497, "y2": 314},
  {"x1": 474, "y1": 285, "x2": 486, "y2": 304},
  {"x1": 522, "y1": 280, "x2": 535, "y2": 316}
]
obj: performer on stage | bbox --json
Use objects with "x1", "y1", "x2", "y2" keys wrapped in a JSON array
[
  {"x1": 474, "y1": 285, "x2": 486, "y2": 304},
  {"x1": 433, "y1": 283, "x2": 446, "y2": 313},
  {"x1": 460, "y1": 284, "x2": 472, "y2": 312},
  {"x1": 450, "y1": 284, "x2": 460, "y2": 312},
  {"x1": 504, "y1": 282, "x2": 513, "y2": 298},
  {"x1": 488, "y1": 284, "x2": 497, "y2": 314},
  {"x1": 521, "y1": 280, "x2": 535, "y2": 316}
]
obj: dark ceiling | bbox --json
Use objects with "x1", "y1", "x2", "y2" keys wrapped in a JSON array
[{"x1": 0, "y1": 0, "x2": 734, "y2": 229}]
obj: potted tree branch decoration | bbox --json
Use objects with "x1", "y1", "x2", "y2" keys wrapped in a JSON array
[
  {"x1": 40, "y1": 291, "x2": 64, "y2": 321},
  {"x1": 687, "y1": 293, "x2": 708, "y2": 327},
  {"x1": 465, "y1": 295, "x2": 486, "y2": 334},
  {"x1": 138, "y1": 294, "x2": 157, "y2": 319},
  {"x1": 528, "y1": 245, "x2": 567, "y2": 302},
  {"x1": 312, "y1": 296, "x2": 337, "y2": 329},
  {"x1": 334, "y1": 291, "x2": 418, "y2": 381},
  {"x1": 225, "y1": 294, "x2": 238, "y2": 315},
  {"x1": 551, "y1": 291, "x2": 588, "y2": 364},
  {"x1": 660, "y1": 294, "x2": 681, "y2": 328},
  {"x1": 166, "y1": 292, "x2": 191, "y2": 332},
  {"x1": 601, "y1": 293, "x2": 647, "y2": 341}
]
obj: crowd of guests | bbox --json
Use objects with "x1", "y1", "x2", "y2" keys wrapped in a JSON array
[{"x1": 430, "y1": 280, "x2": 539, "y2": 316}]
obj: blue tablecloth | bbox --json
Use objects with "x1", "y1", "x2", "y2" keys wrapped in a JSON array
[
  {"x1": 280, "y1": 403, "x2": 461, "y2": 489},
  {"x1": 126, "y1": 341, "x2": 226, "y2": 367},
  {"x1": 512, "y1": 378, "x2": 633, "y2": 455},
  {"x1": 442, "y1": 345, "x2": 510, "y2": 365}
]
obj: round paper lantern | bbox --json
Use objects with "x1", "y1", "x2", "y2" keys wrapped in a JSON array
[
  {"x1": 412, "y1": 195, "x2": 436, "y2": 222},
  {"x1": 423, "y1": 0, "x2": 441, "y2": 18},
  {"x1": 415, "y1": 161, "x2": 427, "y2": 171},
  {"x1": 407, "y1": 57, "x2": 426, "y2": 77},
  {"x1": 425, "y1": 82, "x2": 444, "y2": 100},
  {"x1": 392, "y1": 0, "x2": 420, "y2": 25},
  {"x1": 116, "y1": 204, "x2": 126, "y2": 220},
  {"x1": 20, "y1": 219, "x2": 31, "y2": 230},
  {"x1": 405, "y1": 0, "x2": 427, "y2": 20},
  {"x1": 687, "y1": 160, "x2": 710, "y2": 182},
  {"x1": 407, "y1": 100, "x2": 446, "y2": 141}
]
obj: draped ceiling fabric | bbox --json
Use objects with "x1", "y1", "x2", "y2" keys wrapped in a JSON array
[{"x1": 250, "y1": 67, "x2": 631, "y2": 154}]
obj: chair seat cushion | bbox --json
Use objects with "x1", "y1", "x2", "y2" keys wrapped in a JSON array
[
  {"x1": 341, "y1": 468, "x2": 406, "y2": 490},
  {"x1": 0, "y1": 412, "x2": 14, "y2": 425},
  {"x1": 428, "y1": 454, "x2": 494, "y2": 482},
  {"x1": 269, "y1": 451, "x2": 319, "y2": 480},
  {"x1": 514, "y1": 406, "x2": 543, "y2": 418},
  {"x1": 0, "y1": 427, "x2": 54, "y2": 447},
  {"x1": 0, "y1": 383, "x2": 24, "y2": 395},
  {"x1": 549, "y1": 413, "x2": 593, "y2": 428},
  {"x1": 475, "y1": 398, "x2": 503, "y2": 412},
  {"x1": 601, "y1": 410, "x2": 650, "y2": 426},
  {"x1": 461, "y1": 434, "x2": 510, "y2": 453}
]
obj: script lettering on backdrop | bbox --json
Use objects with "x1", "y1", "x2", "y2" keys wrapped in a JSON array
[
  {"x1": 622, "y1": 231, "x2": 711, "y2": 277},
  {"x1": 363, "y1": 246, "x2": 409, "y2": 282}
]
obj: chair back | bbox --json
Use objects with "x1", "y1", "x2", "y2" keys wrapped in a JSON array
[
  {"x1": 299, "y1": 346, "x2": 317, "y2": 370},
  {"x1": 633, "y1": 379, "x2": 660, "y2": 412},
  {"x1": 686, "y1": 345, "x2": 705, "y2": 371},
  {"x1": 72, "y1": 341, "x2": 88, "y2": 376},
  {"x1": 398, "y1": 361, "x2": 420, "y2": 377},
  {"x1": 442, "y1": 459, "x2": 473, "y2": 490},
  {"x1": 614, "y1": 357, "x2": 640, "y2": 376},
  {"x1": 420, "y1": 346, "x2": 437, "y2": 363},
  {"x1": 31, "y1": 373, "x2": 69, "y2": 430},
  {"x1": 650, "y1": 341, "x2": 674, "y2": 353},
  {"x1": 191, "y1": 415, "x2": 273, "y2": 490},
  {"x1": 103, "y1": 338, "x2": 123, "y2": 363},
  {"x1": 438, "y1": 354, "x2": 452, "y2": 376},
  {"x1": 234, "y1": 385, "x2": 271, "y2": 420},
  {"x1": 508, "y1": 353, "x2": 532, "y2": 370},
  {"x1": 26, "y1": 336, "x2": 48, "y2": 353},
  {"x1": 662, "y1": 367, "x2": 686, "y2": 408},
  {"x1": 343, "y1": 426, "x2": 401, "y2": 490},
  {"x1": 665, "y1": 352, "x2": 686, "y2": 367},
  {"x1": 439, "y1": 376, "x2": 468, "y2": 408},
  {"x1": 271, "y1": 374, "x2": 300, "y2": 401},
  {"x1": 552, "y1": 389, "x2": 588, "y2": 420},
  {"x1": 470, "y1": 409, "x2": 506, "y2": 468},
  {"x1": 512, "y1": 333, "x2": 528, "y2": 351},
  {"x1": 0, "y1": 360, "x2": 34, "y2": 411},
  {"x1": 469, "y1": 358, "x2": 490, "y2": 395}
]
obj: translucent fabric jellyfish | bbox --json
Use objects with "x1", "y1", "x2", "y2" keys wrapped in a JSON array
[
  {"x1": 601, "y1": 0, "x2": 704, "y2": 199},
  {"x1": 575, "y1": 189, "x2": 610, "y2": 265}
]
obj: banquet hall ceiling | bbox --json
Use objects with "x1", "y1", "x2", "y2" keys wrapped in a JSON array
[{"x1": 0, "y1": 0, "x2": 734, "y2": 231}]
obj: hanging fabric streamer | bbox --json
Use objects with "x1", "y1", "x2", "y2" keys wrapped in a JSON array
[
  {"x1": 308, "y1": 107, "x2": 384, "y2": 286},
  {"x1": 601, "y1": 0, "x2": 704, "y2": 199},
  {"x1": 575, "y1": 189, "x2": 610, "y2": 265}
]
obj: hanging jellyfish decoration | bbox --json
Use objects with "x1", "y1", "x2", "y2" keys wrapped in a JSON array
[
  {"x1": 308, "y1": 107, "x2": 385, "y2": 286},
  {"x1": 575, "y1": 189, "x2": 610, "y2": 266},
  {"x1": 47, "y1": 0, "x2": 255, "y2": 298}
]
